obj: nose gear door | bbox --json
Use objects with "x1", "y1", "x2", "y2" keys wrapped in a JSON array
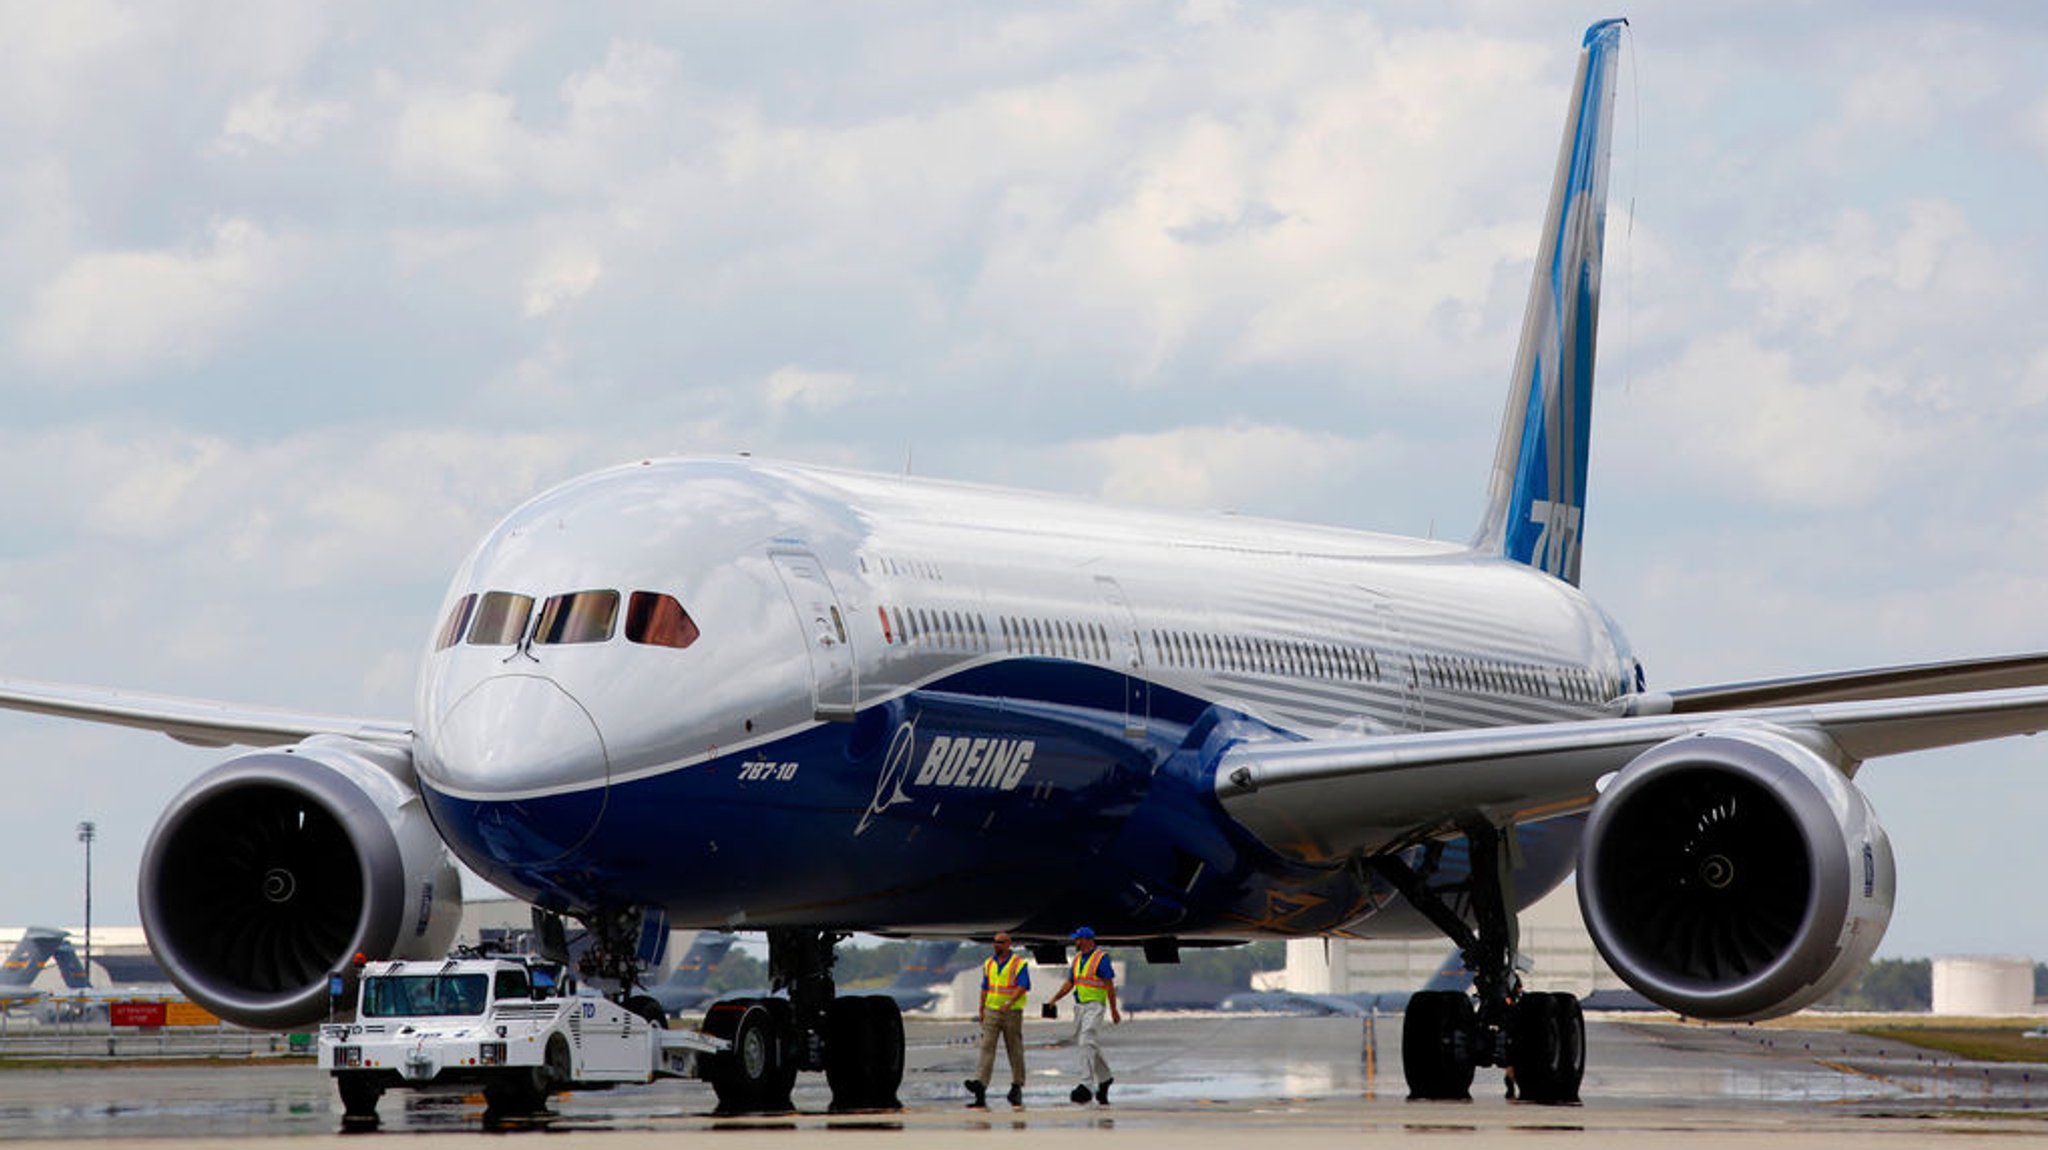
[{"x1": 770, "y1": 550, "x2": 858, "y2": 721}]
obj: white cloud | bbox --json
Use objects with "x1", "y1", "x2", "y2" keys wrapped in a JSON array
[
  {"x1": 1056, "y1": 423, "x2": 1381, "y2": 511},
  {"x1": 390, "y1": 88, "x2": 522, "y2": 194},
  {"x1": 211, "y1": 88, "x2": 350, "y2": 155},
  {"x1": 523, "y1": 248, "x2": 604, "y2": 317},
  {"x1": 15, "y1": 218, "x2": 288, "y2": 380},
  {"x1": 1615, "y1": 331, "x2": 1927, "y2": 509},
  {"x1": 765, "y1": 366, "x2": 860, "y2": 415},
  {"x1": 1732, "y1": 202, "x2": 2013, "y2": 346}
]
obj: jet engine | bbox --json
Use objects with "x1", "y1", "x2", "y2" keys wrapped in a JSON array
[
  {"x1": 1576, "y1": 725, "x2": 1894, "y2": 1020},
  {"x1": 138, "y1": 736, "x2": 462, "y2": 1030}
]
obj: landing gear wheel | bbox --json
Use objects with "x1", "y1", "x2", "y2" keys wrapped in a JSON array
[
  {"x1": 1402, "y1": 990, "x2": 1476, "y2": 1101},
  {"x1": 704, "y1": 1001, "x2": 791, "y2": 1113},
  {"x1": 1508, "y1": 992, "x2": 1583, "y2": 1104},
  {"x1": 335, "y1": 1075, "x2": 383, "y2": 1123},
  {"x1": 826, "y1": 995, "x2": 905, "y2": 1111}
]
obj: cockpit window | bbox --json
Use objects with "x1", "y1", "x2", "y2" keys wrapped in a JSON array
[
  {"x1": 435, "y1": 595, "x2": 477, "y2": 651},
  {"x1": 467, "y1": 592, "x2": 534, "y2": 646},
  {"x1": 626, "y1": 591, "x2": 700, "y2": 649},
  {"x1": 534, "y1": 590, "x2": 620, "y2": 645}
]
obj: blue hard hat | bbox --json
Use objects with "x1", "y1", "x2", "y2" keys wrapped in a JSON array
[{"x1": 1070, "y1": 926, "x2": 1095, "y2": 940}]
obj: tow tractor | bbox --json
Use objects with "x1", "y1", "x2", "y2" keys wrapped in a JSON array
[{"x1": 317, "y1": 955, "x2": 726, "y2": 1121}]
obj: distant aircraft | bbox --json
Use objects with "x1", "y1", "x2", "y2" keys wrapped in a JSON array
[
  {"x1": 876, "y1": 939, "x2": 964, "y2": 1012},
  {"x1": 6, "y1": 16, "x2": 2048, "y2": 1111},
  {"x1": 1221, "y1": 950, "x2": 1472, "y2": 1017},
  {"x1": 646, "y1": 931, "x2": 739, "y2": 1018},
  {"x1": 0, "y1": 928, "x2": 182, "y2": 1022},
  {"x1": 0, "y1": 928, "x2": 70, "y2": 1011}
]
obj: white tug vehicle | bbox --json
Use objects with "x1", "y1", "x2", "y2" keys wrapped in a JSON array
[{"x1": 319, "y1": 955, "x2": 725, "y2": 1121}]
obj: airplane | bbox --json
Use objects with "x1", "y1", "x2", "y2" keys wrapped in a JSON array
[
  {"x1": 645, "y1": 931, "x2": 739, "y2": 1018},
  {"x1": 0, "y1": 928, "x2": 182, "y2": 1022},
  {"x1": 876, "y1": 939, "x2": 964, "y2": 1013},
  {"x1": 1221, "y1": 949, "x2": 1471, "y2": 1017},
  {"x1": 3, "y1": 15, "x2": 2048, "y2": 1111},
  {"x1": 0, "y1": 928, "x2": 71, "y2": 1011}
]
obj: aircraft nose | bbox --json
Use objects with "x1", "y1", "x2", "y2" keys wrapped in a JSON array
[{"x1": 426, "y1": 675, "x2": 609, "y2": 797}]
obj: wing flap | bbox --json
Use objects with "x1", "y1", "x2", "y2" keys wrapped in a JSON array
[
  {"x1": 0, "y1": 676, "x2": 411, "y2": 750},
  {"x1": 1217, "y1": 684, "x2": 2048, "y2": 863}
]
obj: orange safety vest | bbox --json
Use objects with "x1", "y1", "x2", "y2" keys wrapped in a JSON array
[
  {"x1": 983, "y1": 953, "x2": 1028, "y2": 1012},
  {"x1": 1071, "y1": 948, "x2": 1111, "y2": 1004}
]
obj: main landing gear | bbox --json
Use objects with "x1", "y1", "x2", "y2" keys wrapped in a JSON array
[
  {"x1": 701, "y1": 928, "x2": 905, "y2": 1113},
  {"x1": 1373, "y1": 823, "x2": 1584, "y2": 1105}
]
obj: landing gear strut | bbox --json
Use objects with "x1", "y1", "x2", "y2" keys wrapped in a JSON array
[
  {"x1": 1372, "y1": 823, "x2": 1583, "y2": 1105},
  {"x1": 701, "y1": 928, "x2": 904, "y2": 1113}
]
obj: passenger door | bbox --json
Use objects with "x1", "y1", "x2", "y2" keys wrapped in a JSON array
[{"x1": 770, "y1": 550, "x2": 858, "y2": 721}]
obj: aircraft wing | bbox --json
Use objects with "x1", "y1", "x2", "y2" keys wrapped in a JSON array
[
  {"x1": 0, "y1": 676, "x2": 411, "y2": 750},
  {"x1": 1216, "y1": 679, "x2": 2048, "y2": 864},
  {"x1": 1657, "y1": 652, "x2": 2048, "y2": 713}
]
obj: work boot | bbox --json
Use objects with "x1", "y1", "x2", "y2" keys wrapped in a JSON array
[
  {"x1": 1069, "y1": 1083, "x2": 1093, "y2": 1104},
  {"x1": 1007, "y1": 1083, "x2": 1024, "y2": 1107},
  {"x1": 1097, "y1": 1078, "x2": 1114, "y2": 1105},
  {"x1": 964, "y1": 1079, "x2": 987, "y2": 1108}
]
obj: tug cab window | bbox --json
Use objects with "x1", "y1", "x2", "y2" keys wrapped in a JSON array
[
  {"x1": 360, "y1": 973, "x2": 489, "y2": 1018},
  {"x1": 534, "y1": 590, "x2": 620, "y2": 645},
  {"x1": 626, "y1": 592, "x2": 701, "y2": 649},
  {"x1": 467, "y1": 592, "x2": 534, "y2": 646}
]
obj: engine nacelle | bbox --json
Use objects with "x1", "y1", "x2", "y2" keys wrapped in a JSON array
[
  {"x1": 139, "y1": 736, "x2": 462, "y2": 1030},
  {"x1": 1576, "y1": 725, "x2": 1894, "y2": 1021}
]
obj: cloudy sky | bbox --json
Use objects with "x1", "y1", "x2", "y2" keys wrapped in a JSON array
[{"x1": 3, "y1": 1, "x2": 2046, "y2": 964}]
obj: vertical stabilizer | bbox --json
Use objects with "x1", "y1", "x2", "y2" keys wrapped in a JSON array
[
  {"x1": 0, "y1": 928, "x2": 69, "y2": 989},
  {"x1": 1470, "y1": 18, "x2": 1627, "y2": 585},
  {"x1": 889, "y1": 939, "x2": 963, "y2": 989},
  {"x1": 665, "y1": 931, "x2": 736, "y2": 990}
]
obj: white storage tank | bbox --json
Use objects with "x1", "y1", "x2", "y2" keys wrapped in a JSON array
[{"x1": 1931, "y1": 955, "x2": 2035, "y2": 1015}]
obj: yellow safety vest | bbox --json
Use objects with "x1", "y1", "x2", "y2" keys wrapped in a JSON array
[
  {"x1": 983, "y1": 954, "x2": 1028, "y2": 1012},
  {"x1": 1072, "y1": 949, "x2": 1111, "y2": 1004}
]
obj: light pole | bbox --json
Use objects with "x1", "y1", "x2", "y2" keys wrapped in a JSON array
[{"x1": 76, "y1": 821, "x2": 95, "y2": 986}]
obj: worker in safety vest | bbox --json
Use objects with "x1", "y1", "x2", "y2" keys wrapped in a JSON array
[
  {"x1": 1046, "y1": 925, "x2": 1120, "y2": 1104},
  {"x1": 964, "y1": 932, "x2": 1031, "y2": 1108}
]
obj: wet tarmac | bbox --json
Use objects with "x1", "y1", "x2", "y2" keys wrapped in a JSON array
[{"x1": 4, "y1": 1013, "x2": 2048, "y2": 1145}]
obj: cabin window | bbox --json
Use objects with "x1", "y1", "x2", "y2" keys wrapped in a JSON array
[
  {"x1": 467, "y1": 592, "x2": 534, "y2": 646},
  {"x1": 626, "y1": 592, "x2": 701, "y2": 649},
  {"x1": 535, "y1": 590, "x2": 620, "y2": 645},
  {"x1": 435, "y1": 595, "x2": 477, "y2": 651}
]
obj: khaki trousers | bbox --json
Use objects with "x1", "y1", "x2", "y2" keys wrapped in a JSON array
[
  {"x1": 977, "y1": 1008, "x2": 1026, "y2": 1086},
  {"x1": 1073, "y1": 1000, "x2": 1111, "y2": 1085}
]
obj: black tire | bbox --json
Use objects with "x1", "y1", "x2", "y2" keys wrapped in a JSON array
[
  {"x1": 624, "y1": 994, "x2": 669, "y2": 1028},
  {"x1": 704, "y1": 1001, "x2": 785, "y2": 1113},
  {"x1": 827, "y1": 996, "x2": 906, "y2": 1111},
  {"x1": 869, "y1": 996, "x2": 905, "y2": 1107},
  {"x1": 1401, "y1": 990, "x2": 1476, "y2": 1101},
  {"x1": 1510, "y1": 993, "x2": 1584, "y2": 1104},
  {"x1": 483, "y1": 1069, "x2": 549, "y2": 1118},
  {"x1": 544, "y1": 1034, "x2": 573, "y2": 1093},
  {"x1": 335, "y1": 1074, "x2": 382, "y2": 1122}
]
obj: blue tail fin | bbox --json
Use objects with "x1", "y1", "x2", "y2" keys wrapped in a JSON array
[
  {"x1": 52, "y1": 942, "x2": 92, "y2": 989},
  {"x1": 0, "y1": 928, "x2": 69, "y2": 989},
  {"x1": 889, "y1": 940, "x2": 963, "y2": 989},
  {"x1": 1471, "y1": 18, "x2": 1627, "y2": 586},
  {"x1": 663, "y1": 931, "x2": 736, "y2": 989}
]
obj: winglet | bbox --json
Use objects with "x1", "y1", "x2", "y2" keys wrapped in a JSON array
[{"x1": 1470, "y1": 18, "x2": 1628, "y2": 585}]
